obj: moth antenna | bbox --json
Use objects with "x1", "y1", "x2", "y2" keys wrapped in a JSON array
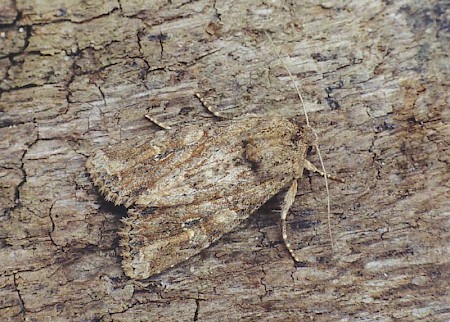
[
  {"x1": 144, "y1": 114, "x2": 172, "y2": 130},
  {"x1": 264, "y1": 31, "x2": 334, "y2": 252}
]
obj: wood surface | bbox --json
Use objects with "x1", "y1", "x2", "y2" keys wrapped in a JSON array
[{"x1": 0, "y1": 0, "x2": 448, "y2": 321}]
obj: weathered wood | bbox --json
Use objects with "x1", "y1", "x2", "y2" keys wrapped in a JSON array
[{"x1": 1, "y1": 0, "x2": 448, "y2": 321}]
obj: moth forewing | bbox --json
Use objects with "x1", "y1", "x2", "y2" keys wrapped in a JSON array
[{"x1": 86, "y1": 114, "x2": 315, "y2": 279}]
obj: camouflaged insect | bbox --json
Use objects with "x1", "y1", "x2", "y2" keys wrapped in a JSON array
[{"x1": 86, "y1": 111, "x2": 327, "y2": 279}]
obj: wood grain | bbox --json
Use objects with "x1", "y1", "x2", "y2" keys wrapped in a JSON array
[{"x1": 1, "y1": 0, "x2": 448, "y2": 320}]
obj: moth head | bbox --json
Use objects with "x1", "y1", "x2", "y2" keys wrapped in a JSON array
[
  {"x1": 288, "y1": 123, "x2": 316, "y2": 176},
  {"x1": 290, "y1": 117, "x2": 317, "y2": 149},
  {"x1": 300, "y1": 124, "x2": 318, "y2": 148}
]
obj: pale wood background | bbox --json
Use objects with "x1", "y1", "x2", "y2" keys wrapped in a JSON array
[{"x1": 0, "y1": 0, "x2": 448, "y2": 321}]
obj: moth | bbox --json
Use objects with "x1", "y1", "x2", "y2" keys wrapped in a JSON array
[{"x1": 86, "y1": 102, "x2": 334, "y2": 279}]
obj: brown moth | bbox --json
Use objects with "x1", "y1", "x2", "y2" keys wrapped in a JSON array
[
  {"x1": 87, "y1": 33, "x2": 340, "y2": 279},
  {"x1": 86, "y1": 110, "x2": 330, "y2": 279}
]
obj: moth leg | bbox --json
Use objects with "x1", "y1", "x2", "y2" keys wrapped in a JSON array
[
  {"x1": 195, "y1": 93, "x2": 231, "y2": 119},
  {"x1": 281, "y1": 180, "x2": 300, "y2": 262},
  {"x1": 305, "y1": 159, "x2": 344, "y2": 250},
  {"x1": 304, "y1": 159, "x2": 344, "y2": 182},
  {"x1": 144, "y1": 114, "x2": 172, "y2": 130}
]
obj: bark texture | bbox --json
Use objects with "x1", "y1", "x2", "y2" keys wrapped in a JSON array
[{"x1": 0, "y1": 0, "x2": 448, "y2": 321}]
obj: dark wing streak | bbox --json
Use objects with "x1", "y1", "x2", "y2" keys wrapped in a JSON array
[
  {"x1": 131, "y1": 130, "x2": 253, "y2": 207},
  {"x1": 120, "y1": 143, "x2": 205, "y2": 207},
  {"x1": 118, "y1": 136, "x2": 206, "y2": 206}
]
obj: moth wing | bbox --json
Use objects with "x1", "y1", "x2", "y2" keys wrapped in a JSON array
[
  {"x1": 86, "y1": 126, "x2": 206, "y2": 207},
  {"x1": 120, "y1": 200, "x2": 255, "y2": 279},
  {"x1": 86, "y1": 115, "x2": 307, "y2": 209}
]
